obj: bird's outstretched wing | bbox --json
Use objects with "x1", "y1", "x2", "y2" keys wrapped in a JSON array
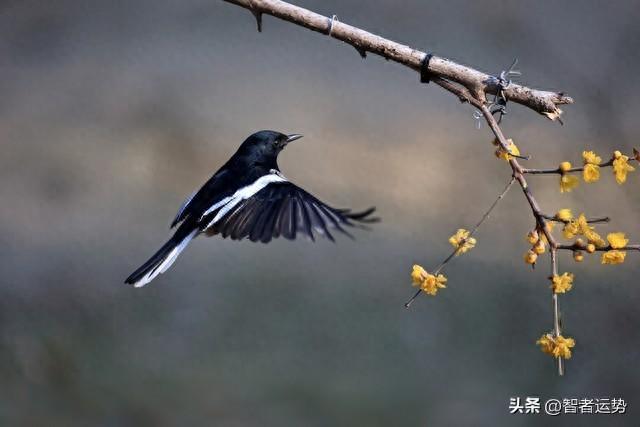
[{"x1": 200, "y1": 181, "x2": 378, "y2": 243}]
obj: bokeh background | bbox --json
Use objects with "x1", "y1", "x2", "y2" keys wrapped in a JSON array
[{"x1": 1, "y1": 1, "x2": 639, "y2": 425}]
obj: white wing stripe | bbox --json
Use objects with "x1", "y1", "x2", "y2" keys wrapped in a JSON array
[{"x1": 201, "y1": 172, "x2": 287, "y2": 228}]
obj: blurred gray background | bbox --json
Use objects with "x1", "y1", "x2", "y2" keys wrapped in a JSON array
[{"x1": 1, "y1": 0, "x2": 639, "y2": 425}]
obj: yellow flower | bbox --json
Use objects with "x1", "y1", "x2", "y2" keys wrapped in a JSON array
[
  {"x1": 562, "y1": 221, "x2": 579, "y2": 239},
  {"x1": 560, "y1": 174, "x2": 579, "y2": 193},
  {"x1": 585, "y1": 229, "x2": 606, "y2": 248},
  {"x1": 411, "y1": 265, "x2": 428, "y2": 286},
  {"x1": 601, "y1": 250, "x2": 626, "y2": 265},
  {"x1": 411, "y1": 265, "x2": 447, "y2": 296},
  {"x1": 582, "y1": 151, "x2": 602, "y2": 183},
  {"x1": 551, "y1": 272, "x2": 574, "y2": 294},
  {"x1": 448, "y1": 228, "x2": 476, "y2": 255},
  {"x1": 612, "y1": 152, "x2": 635, "y2": 184},
  {"x1": 583, "y1": 164, "x2": 600, "y2": 183},
  {"x1": 524, "y1": 250, "x2": 537, "y2": 265},
  {"x1": 607, "y1": 232, "x2": 629, "y2": 249},
  {"x1": 536, "y1": 334, "x2": 575, "y2": 359},
  {"x1": 536, "y1": 334, "x2": 554, "y2": 355},
  {"x1": 553, "y1": 336, "x2": 576, "y2": 359},
  {"x1": 422, "y1": 273, "x2": 448, "y2": 296},
  {"x1": 576, "y1": 214, "x2": 589, "y2": 231},
  {"x1": 557, "y1": 161, "x2": 580, "y2": 192},
  {"x1": 583, "y1": 150, "x2": 602, "y2": 165},
  {"x1": 556, "y1": 208, "x2": 573, "y2": 222},
  {"x1": 494, "y1": 138, "x2": 520, "y2": 161},
  {"x1": 568, "y1": 214, "x2": 606, "y2": 247}
]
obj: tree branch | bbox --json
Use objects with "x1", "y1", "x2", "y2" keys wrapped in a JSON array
[
  {"x1": 223, "y1": 0, "x2": 585, "y2": 377},
  {"x1": 223, "y1": 0, "x2": 573, "y2": 118},
  {"x1": 542, "y1": 214, "x2": 610, "y2": 224},
  {"x1": 478, "y1": 104, "x2": 564, "y2": 375},
  {"x1": 557, "y1": 244, "x2": 640, "y2": 252},
  {"x1": 521, "y1": 157, "x2": 640, "y2": 175}
]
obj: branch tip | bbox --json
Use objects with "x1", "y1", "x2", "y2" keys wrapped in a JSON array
[{"x1": 253, "y1": 11, "x2": 263, "y2": 32}]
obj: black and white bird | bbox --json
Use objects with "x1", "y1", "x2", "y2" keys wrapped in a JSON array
[{"x1": 125, "y1": 130, "x2": 378, "y2": 287}]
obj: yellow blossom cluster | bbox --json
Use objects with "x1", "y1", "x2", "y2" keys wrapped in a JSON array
[
  {"x1": 551, "y1": 272, "x2": 574, "y2": 294},
  {"x1": 411, "y1": 265, "x2": 447, "y2": 296},
  {"x1": 536, "y1": 334, "x2": 576, "y2": 359},
  {"x1": 448, "y1": 228, "x2": 476, "y2": 255},
  {"x1": 410, "y1": 143, "x2": 638, "y2": 368},
  {"x1": 558, "y1": 149, "x2": 636, "y2": 192},
  {"x1": 561, "y1": 213, "x2": 606, "y2": 247},
  {"x1": 409, "y1": 228, "x2": 477, "y2": 298},
  {"x1": 555, "y1": 210, "x2": 631, "y2": 264}
]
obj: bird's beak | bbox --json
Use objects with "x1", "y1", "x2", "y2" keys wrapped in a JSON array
[{"x1": 286, "y1": 134, "x2": 304, "y2": 143}]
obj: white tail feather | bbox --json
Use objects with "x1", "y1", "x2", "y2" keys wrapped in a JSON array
[{"x1": 134, "y1": 229, "x2": 198, "y2": 288}]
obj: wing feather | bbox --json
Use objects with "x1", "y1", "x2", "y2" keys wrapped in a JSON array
[{"x1": 202, "y1": 181, "x2": 376, "y2": 243}]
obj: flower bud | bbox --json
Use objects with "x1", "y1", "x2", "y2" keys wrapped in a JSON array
[
  {"x1": 586, "y1": 243, "x2": 596, "y2": 254},
  {"x1": 533, "y1": 240, "x2": 546, "y2": 255},
  {"x1": 559, "y1": 161, "x2": 572, "y2": 173},
  {"x1": 556, "y1": 209, "x2": 573, "y2": 222},
  {"x1": 526, "y1": 230, "x2": 539, "y2": 245},
  {"x1": 524, "y1": 250, "x2": 538, "y2": 265},
  {"x1": 573, "y1": 251, "x2": 584, "y2": 262}
]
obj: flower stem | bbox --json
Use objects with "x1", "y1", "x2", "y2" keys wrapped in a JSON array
[{"x1": 404, "y1": 177, "x2": 515, "y2": 308}]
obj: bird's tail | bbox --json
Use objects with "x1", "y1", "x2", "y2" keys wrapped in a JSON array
[{"x1": 125, "y1": 228, "x2": 198, "y2": 287}]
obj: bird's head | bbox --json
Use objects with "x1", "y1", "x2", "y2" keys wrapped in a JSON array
[{"x1": 236, "y1": 130, "x2": 303, "y2": 166}]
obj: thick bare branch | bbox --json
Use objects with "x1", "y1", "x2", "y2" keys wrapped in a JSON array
[{"x1": 223, "y1": 0, "x2": 573, "y2": 118}]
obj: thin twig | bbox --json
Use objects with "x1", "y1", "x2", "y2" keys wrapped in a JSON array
[
  {"x1": 404, "y1": 177, "x2": 516, "y2": 308},
  {"x1": 557, "y1": 244, "x2": 640, "y2": 252},
  {"x1": 522, "y1": 157, "x2": 639, "y2": 175},
  {"x1": 467, "y1": 177, "x2": 517, "y2": 238},
  {"x1": 550, "y1": 248, "x2": 564, "y2": 376},
  {"x1": 542, "y1": 214, "x2": 610, "y2": 224}
]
